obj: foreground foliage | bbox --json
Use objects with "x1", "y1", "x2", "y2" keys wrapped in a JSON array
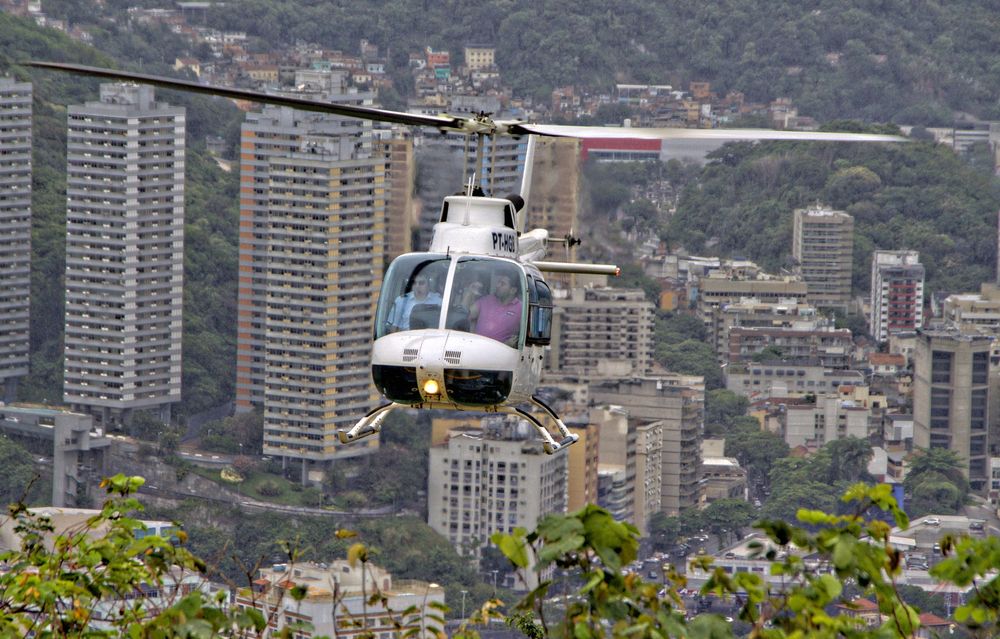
[{"x1": 4, "y1": 478, "x2": 997, "y2": 637}]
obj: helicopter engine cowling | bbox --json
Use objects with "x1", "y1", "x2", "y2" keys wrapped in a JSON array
[{"x1": 371, "y1": 329, "x2": 523, "y2": 408}]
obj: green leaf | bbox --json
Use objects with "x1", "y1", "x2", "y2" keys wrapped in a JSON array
[
  {"x1": 580, "y1": 573, "x2": 603, "y2": 593},
  {"x1": 537, "y1": 532, "x2": 585, "y2": 563},
  {"x1": 816, "y1": 574, "x2": 842, "y2": 601},
  {"x1": 971, "y1": 606, "x2": 987, "y2": 624},
  {"x1": 832, "y1": 539, "x2": 854, "y2": 570},
  {"x1": 494, "y1": 533, "x2": 529, "y2": 568},
  {"x1": 537, "y1": 513, "x2": 585, "y2": 541}
]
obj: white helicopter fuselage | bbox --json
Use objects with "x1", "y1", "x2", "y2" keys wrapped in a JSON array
[{"x1": 368, "y1": 194, "x2": 546, "y2": 411}]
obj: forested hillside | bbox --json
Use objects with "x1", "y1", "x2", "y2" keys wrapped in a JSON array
[
  {"x1": 156, "y1": 0, "x2": 1000, "y2": 123},
  {"x1": 668, "y1": 135, "x2": 1000, "y2": 294},
  {"x1": 1, "y1": 13, "x2": 243, "y2": 412}
]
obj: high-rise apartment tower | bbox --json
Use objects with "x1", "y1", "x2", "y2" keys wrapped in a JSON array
[
  {"x1": 0, "y1": 78, "x2": 31, "y2": 399},
  {"x1": 63, "y1": 84, "x2": 185, "y2": 428},
  {"x1": 235, "y1": 71, "x2": 384, "y2": 469},
  {"x1": 792, "y1": 206, "x2": 854, "y2": 311},
  {"x1": 869, "y1": 250, "x2": 924, "y2": 343}
]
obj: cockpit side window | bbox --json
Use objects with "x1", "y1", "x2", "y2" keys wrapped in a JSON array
[
  {"x1": 526, "y1": 277, "x2": 553, "y2": 345},
  {"x1": 446, "y1": 257, "x2": 525, "y2": 348},
  {"x1": 375, "y1": 254, "x2": 449, "y2": 338}
]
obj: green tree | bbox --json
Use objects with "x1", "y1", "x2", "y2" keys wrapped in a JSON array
[
  {"x1": 654, "y1": 339, "x2": 724, "y2": 388},
  {"x1": 490, "y1": 483, "x2": 1000, "y2": 638},
  {"x1": 904, "y1": 447, "x2": 970, "y2": 516},
  {"x1": 824, "y1": 165, "x2": 883, "y2": 209},
  {"x1": 0, "y1": 475, "x2": 234, "y2": 637},
  {"x1": 765, "y1": 479, "x2": 840, "y2": 521},
  {"x1": 646, "y1": 512, "x2": 681, "y2": 552},
  {"x1": 826, "y1": 436, "x2": 875, "y2": 484},
  {"x1": 655, "y1": 311, "x2": 707, "y2": 343},
  {"x1": 0, "y1": 435, "x2": 38, "y2": 506},
  {"x1": 704, "y1": 389, "x2": 750, "y2": 436},
  {"x1": 905, "y1": 447, "x2": 971, "y2": 496},
  {"x1": 908, "y1": 471, "x2": 964, "y2": 517},
  {"x1": 6, "y1": 474, "x2": 1000, "y2": 638},
  {"x1": 129, "y1": 410, "x2": 167, "y2": 441},
  {"x1": 724, "y1": 423, "x2": 789, "y2": 493},
  {"x1": 699, "y1": 498, "x2": 756, "y2": 545}
]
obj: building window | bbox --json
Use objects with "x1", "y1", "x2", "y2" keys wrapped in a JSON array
[
  {"x1": 973, "y1": 351, "x2": 989, "y2": 384},
  {"x1": 931, "y1": 351, "x2": 952, "y2": 384}
]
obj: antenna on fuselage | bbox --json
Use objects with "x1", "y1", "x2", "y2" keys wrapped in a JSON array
[{"x1": 463, "y1": 174, "x2": 476, "y2": 225}]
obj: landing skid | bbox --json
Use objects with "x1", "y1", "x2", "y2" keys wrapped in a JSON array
[
  {"x1": 337, "y1": 396, "x2": 578, "y2": 454},
  {"x1": 338, "y1": 402, "x2": 398, "y2": 444},
  {"x1": 497, "y1": 395, "x2": 579, "y2": 454}
]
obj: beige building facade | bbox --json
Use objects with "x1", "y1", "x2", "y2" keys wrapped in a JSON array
[
  {"x1": 913, "y1": 328, "x2": 992, "y2": 491},
  {"x1": 590, "y1": 376, "x2": 703, "y2": 515},
  {"x1": 546, "y1": 287, "x2": 655, "y2": 381},
  {"x1": 792, "y1": 205, "x2": 854, "y2": 311}
]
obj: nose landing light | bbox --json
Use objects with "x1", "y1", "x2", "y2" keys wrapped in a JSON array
[{"x1": 422, "y1": 379, "x2": 440, "y2": 395}]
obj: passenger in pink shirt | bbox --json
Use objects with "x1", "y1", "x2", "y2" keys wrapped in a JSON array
[{"x1": 469, "y1": 273, "x2": 522, "y2": 346}]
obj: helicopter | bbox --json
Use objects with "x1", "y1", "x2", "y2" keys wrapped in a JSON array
[{"x1": 27, "y1": 61, "x2": 907, "y2": 453}]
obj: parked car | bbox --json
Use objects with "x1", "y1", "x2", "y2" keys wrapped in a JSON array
[{"x1": 924, "y1": 517, "x2": 941, "y2": 526}]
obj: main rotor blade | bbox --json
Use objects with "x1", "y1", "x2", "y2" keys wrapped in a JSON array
[
  {"x1": 507, "y1": 122, "x2": 908, "y2": 143},
  {"x1": 27, "y1": 61, "x2": 464, "y2": 131},
  {"x1": 27, "y1": 61, "x2": 909, "y2": 144}
]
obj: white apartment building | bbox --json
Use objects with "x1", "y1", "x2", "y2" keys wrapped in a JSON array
[
  {"x1": 589, "y1": 376, "x2": 704, "y2": 515},
  {"x1": 236, "y1": 561, "x2": 444, "y2": 638},
  {"x1": 588, "y1": 406, "x2": 662, "y2": 535},
  {"x1": 0, "y1": 78, "x2": 31, "y2": 399},
  {"x1": 782, "y1": 394, "x2": 870, "y2": 449},
  {"x1": 63, "y1": 84, "x2": 184, "y2": 428},
  {"x1": 546, "y1": 287, "x2": 655, "y2": 380},
  {"x1": 725, "y1": 361, "x2": 865, "y2": 400},
  {"x1": 427, "y1": 420, "x2": 567, "y2": 588},
  {"x1": 869, "y1": 250, "x2": 925, "y2": 342}
]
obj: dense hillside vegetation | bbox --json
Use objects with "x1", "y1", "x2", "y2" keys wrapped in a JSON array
[
  {"x1": 163, "y1": 0, "x2": 1000, "y2": 123},
  {"x1": 668, "y1": 135, "x2": 1000, "y2": 295}
]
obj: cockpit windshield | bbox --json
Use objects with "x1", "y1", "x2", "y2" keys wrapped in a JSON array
[
  {"x1": 446, "y1": 257, "x2": 525, "y2": 348},
  {"x1": 375, "y1": 254, "x2": 449, "y2": 338},
  {"x1": 375, "y1": 254, "x2": 527, "y2": 348}
]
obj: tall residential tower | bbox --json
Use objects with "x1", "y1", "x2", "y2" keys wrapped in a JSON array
[
  {"x1": 63, "y1": 84, "x2": 185, "y2": 428},
  {"x1": 0, "y1": 78, "x2": 31, "y2": 398},
  {"x1": 792, "y1": 205, "x2": 854, "y2": 311},
  {"x1": 235, "y1": 70, "x2": 384, "y2": 471},
  {"x1": 869, "y1": 250, "x2": 924, "y2": 343},
  {"x1": 912, "y1": 327, "x2": 992, "y2": 492}
]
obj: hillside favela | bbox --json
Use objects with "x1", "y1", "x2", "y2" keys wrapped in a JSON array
[{"x1": 3, "y1": 1, "x2": 1000, "y2": 637}]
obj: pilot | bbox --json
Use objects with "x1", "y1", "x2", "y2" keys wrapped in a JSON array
[
  {"x1": 469, "y1": 273, "x2": 522, "y2": 346},
  {"x1": 386, "y1": 274, "x2": 442, "y2": 331}
]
